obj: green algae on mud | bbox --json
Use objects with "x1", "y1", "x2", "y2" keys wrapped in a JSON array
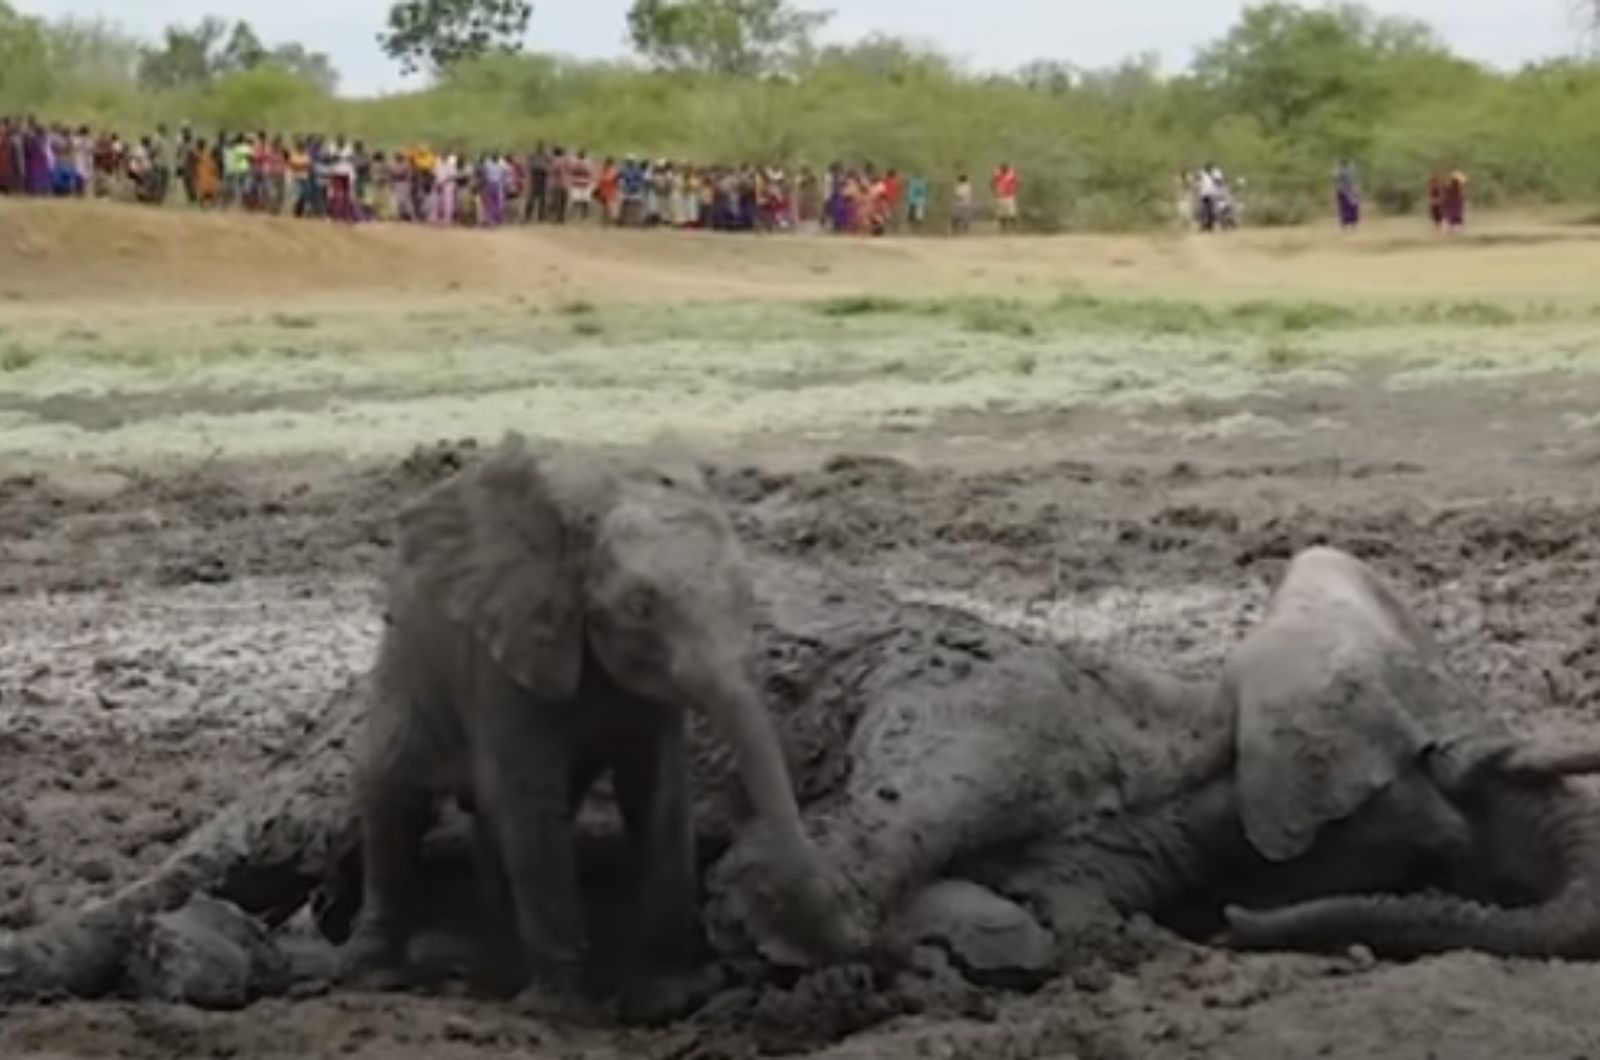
[{"x1": 3, "y1": 298, "x2": 1600, "y2": 464}]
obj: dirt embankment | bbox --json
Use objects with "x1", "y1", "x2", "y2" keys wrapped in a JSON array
[{"x1": 7, "y1": 199, "x2": 1600, "y2": 310}]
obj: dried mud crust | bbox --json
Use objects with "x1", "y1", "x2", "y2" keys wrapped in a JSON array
[{"x1": 8, "y1": 440, "x2": 1600, "y2": 1058}]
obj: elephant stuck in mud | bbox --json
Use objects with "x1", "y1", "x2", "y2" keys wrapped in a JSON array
[
  {"x1": 4, "y1": 453, "x2": 1600, "y2": 1032},
  {"x1": 341, "y1": 436, "x2": 852, "y2": 1024}
]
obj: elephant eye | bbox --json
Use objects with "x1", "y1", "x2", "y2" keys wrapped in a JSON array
[{"x1": 623, "y1": 587, "x2": 658, "y2": 623}]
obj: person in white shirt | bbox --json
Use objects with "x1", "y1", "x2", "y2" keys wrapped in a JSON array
[
  {"x1": 480, "y1": 152, "x2": 509, "y2": 227},
  {"x1": 951, "y1": 172, "x2": 973, "y2": 234},
  {"x1": 432, "y1": 153, "x2": 457, "y2": 225},
  {"x1": 1196, "y1": 163, "x2": 1220, "y2": 232}
]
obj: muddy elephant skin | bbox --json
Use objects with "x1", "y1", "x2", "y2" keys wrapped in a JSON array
[{"x1": 342, "y1": 435, "x2": 851, "y2": 1023}]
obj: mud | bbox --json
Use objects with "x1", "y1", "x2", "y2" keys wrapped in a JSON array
[{"x1": 9, "y1": 398, "x2": 1600, "y2": 1057}]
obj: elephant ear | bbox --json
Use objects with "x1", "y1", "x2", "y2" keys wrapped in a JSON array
[
  {"x1": 395, "y1": 435, "x2": 583, "y2": 699},
  {"x1": 1228, "y1": 549, "x2": 1457, "y2": 863}
]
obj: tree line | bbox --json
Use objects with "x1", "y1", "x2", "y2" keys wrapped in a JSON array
[{"x1": 3, "y1": 0, "x2": 1600, "y2": 230}]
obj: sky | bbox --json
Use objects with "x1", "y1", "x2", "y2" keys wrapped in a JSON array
[{"x1": 18, "y1": 0, "x2": 1590, "y2": 96}]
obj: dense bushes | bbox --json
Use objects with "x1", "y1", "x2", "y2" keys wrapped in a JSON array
[{"x1": 5, "y1": 0, "x2": 1600, "y2": 230}]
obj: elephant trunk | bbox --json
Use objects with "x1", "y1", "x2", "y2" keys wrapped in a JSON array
[
  {"x1": 690, "y1": 654, "x2": 860, "y2": 962},
  {"x1": 694, "y1": 663, "x2": 808, "y2": 850},
  {"x1": 1226, "y1": 780, "x2": 1600, "y2": 959}
]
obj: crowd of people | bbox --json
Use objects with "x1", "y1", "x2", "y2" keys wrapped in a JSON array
[
  {"x1": 0, "y1": 117, "x2": 1029, "y2": 236},
  {"x1": 1172, "y1": 157, "x2": 1469, "y2": 235},
  {"x1": 3, "y1": 116, "x2": 1476, "y2": 238}
]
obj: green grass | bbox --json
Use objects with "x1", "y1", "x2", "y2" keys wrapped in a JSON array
[
  {"x1": 959, "y1": 302, "x2": 1038, "y2": 338},
  {"x1": 1262, "y1": 340, "x2": 1311, "y2": 370},
  {"x1": 1, "y1": 345, "x2": 38, "y2": 373},
  {"x1": 803, "y1": 290, "x2": 1600, "y2": 337},
  {"x1": 814, "y1": 295, "x2": 916, "y2": 317},
  {"x1": 2, "y1": 292, "x2": 1597, "y2": 464}
]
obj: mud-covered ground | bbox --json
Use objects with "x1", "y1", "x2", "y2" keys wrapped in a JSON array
[{"x1": 8, "y1": 372, "x2": 1600, "y2": 1058}]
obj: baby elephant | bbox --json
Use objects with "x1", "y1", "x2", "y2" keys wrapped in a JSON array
[{"x1": 340, "y1": 435, "x2": 850, "y2": 1023}]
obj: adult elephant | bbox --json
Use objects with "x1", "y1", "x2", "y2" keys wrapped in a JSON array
[
  {"x1": 708, "y1": 547, "x2": 1600, "y2": 972},
  {"x1": 340, "y1": 435, "x2": 855, "y2": 1023}
]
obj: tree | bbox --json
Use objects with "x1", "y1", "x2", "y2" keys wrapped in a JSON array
[
  {"x1": 135, "y1": 17, "x2": 337, "y2": 94},
  {"x1": 136, "y1": 16, "x2": 227, "y2": 90},
  {"x1": 220, "y1": 20, "x2": 267, "y2": 73},
  {"x1": 1015, "y1": 60, "x2": 1075, "y2": 97},
  {"x1": 210, "y1": 66, "x2": 323, "y2": 131},
  {"x1": 264, "y1": 43, "x2": 340, "y2": 95},
  {"x1": 626, "y1": 0, "x2": 830, "y2": 76},
  {"x1": 1192, "y1": 2, "x2": 1441, "y2": 139},
  {"x1": 0, "y1": 1, "x2": 53, "y2": 108},
  {"x1": 808, "y1": 34, "x2": 955, "y2": 83},
  {"x1": 44, "y1": 16, "x2": 143, "y2": 88},
  {"x1": 377, "y1": 0, "x2": 533, "y2": 76}
]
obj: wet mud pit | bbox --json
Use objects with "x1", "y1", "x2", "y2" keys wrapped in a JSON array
[{"x1": 9, "y1": 416, "x2": 1600, "y2": 1059}]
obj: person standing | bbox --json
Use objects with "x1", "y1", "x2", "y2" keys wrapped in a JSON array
[
  {"x1": 71, "y1": 126, "x2": 93, "y2": 199},
  {"x1": 433, "y1": 152, "x2": 458, "y2": 225},
  {"x1": 905, "y1": 173, "x2": 928, "y2": 231},
  {"x1": 224, "y1": 134, "x2": 251, "y2": 209},
  {"x1": 619, "y1": 156, "x2": 645, "y2": 227},
  {"x1": 882, "y1": 168, "x2": 902, "y2": 231},
  {"x1": 480, "y1": 151, "x2": 508, "y2": 227},
  {"x1": 1443, "y1": 169, "x2": 1467, "y2": 234},
  {"x1": 596, "y1": 157, "x2": 618, "y2": 225},
  {"x1": 23, "y1": 118, "x2": 49, "y2": 197},
  {"x1": 176, "y1": 123, "x2": 195, "y2": 203},
  {"x1": 990, "y1": 161, "x2": 1019, "y2": 232},
  {"x1": 1426, "y1": 169, "x2": 1446, "y2": 231},
  {"x1": 1334, "y1": 157, "x2": 1360, "y2": 231},
  {"x1": 192, "y1": 137, "x2": 219, "y2": 206},
  {"x1": 825, "y1": 164, "x2": 846, "y2": 233},
  {"x1": 327, "y1": 135, "x2": 355, "y2": 222},
  {"x1": 150, "y1": 123, "x2": 172, "y2": 205},
  {"x1": 1196, "y1": 162, "x2": 1221, "y2": 232},
  {"x1": 951, "y1": 172, "x2": 973, "y2": 234},
  {"x1": 523, "y1": 141, "x2": 549, "y2": 223},
  {"x1": 545, "y1": 146, "x2": 569, "y2": 224},
  {"x1": 566, "y1": 150, "x2": 593, "y2": 223}
]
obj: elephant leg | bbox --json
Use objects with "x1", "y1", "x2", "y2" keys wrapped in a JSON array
[
  {"x1": 470, "y1": 680, "x2": 587, "y2": 1014},
  {"x1": 883, "y1": 878, "x2": 1059, "y2": 988},
  {"x1": 965, "y1": 848, "x2": 1130, "y2": 960},
  {"x1": 465, "y1": 810, "x2": 526, "y2": 996},
  {"x1": 454, "y1": 750, "x2": 611, "y2": 999},
  {"x1": 803, "y1": 697, "x2": 1039, "y2": 942},
  {"x1": 613, "y1": 711, "x2": 702, "y2": 1025},
  {"x1": 342, "y1": 764, "x2": 434, "y2": 987},
  {"x1": 340, "y1": 669, "x2": 439, "y2": 987}
]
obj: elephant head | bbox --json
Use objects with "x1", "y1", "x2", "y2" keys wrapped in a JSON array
[
  {"x1": 395, "y1": 434, "x2": 855, "y2": 964},
  {"x1": 1218, "y1": 546, "x2": 1600, "y2": 958}
]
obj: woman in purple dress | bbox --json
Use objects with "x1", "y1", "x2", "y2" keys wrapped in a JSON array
[
  {"x1": 24, "y1": 119, "x2": 50, "y2": 196},
  {"x1": 1334, "y1": 158, "x2": 1360, "y2": 231}
]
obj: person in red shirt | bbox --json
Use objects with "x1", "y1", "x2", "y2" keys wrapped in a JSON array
[
  {"x1": 991, "y1": 162, "x2": 1019, "y2": 232},
  {"x1": 1426, "y1": 169, "x2": 1445, "y2": 231},
  {"x1": 597, "y1": 157, "x2": 619, "y2": 225},
  {"x1": 881, "y1": 168, "x2": 902, "y2": 231}
]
